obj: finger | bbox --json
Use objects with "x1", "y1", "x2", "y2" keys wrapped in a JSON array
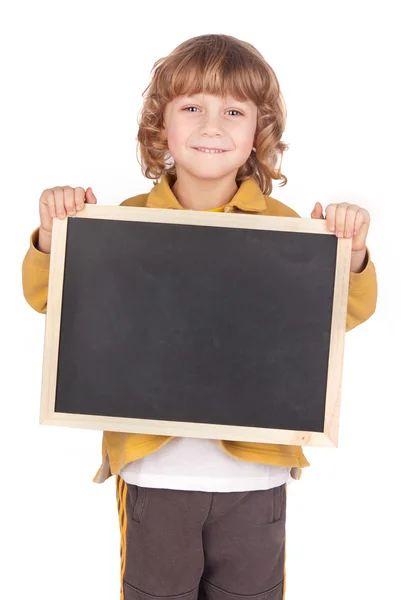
[
  {"x1": 74, "y1": 187, "x2": 86, "y2": 211},
  {"x1": 334, "y1": 203, "x2": 349, "y2": 237},
  {"x1": 53, "y1": 186, "x2": 66, "y2": 219},
  {"x1": 64, "y1": 186, "x2": 76, "y2": 216},
  {"x1": 325, "y1": 204, "x2": 337, "y2": 232},
  {"x1": 43, "y1": 189, "x2": 56, "y2": 218},
  {"x1": 353, "y1": 209, "x2": 366, "y2": 236},
  {"x1": 344, "y1": 205, "x2": 360, "y2": 238},
  {"x1": 85, "y1": 187, "x2": 97, "y2": 204},
  {"x1": 311, "y1": 202, "x2": 324, "y2": 218}
]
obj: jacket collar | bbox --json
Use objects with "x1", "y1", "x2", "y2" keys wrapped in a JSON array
[{"x1": 145, "y1": 172, "x2": 266, "y2": 212}]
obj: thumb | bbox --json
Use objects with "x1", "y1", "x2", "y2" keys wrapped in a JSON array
[
  {"x1": 311, "y1": 201, "x2": 324, "y2": 219},
  {"x1": 85, "y1": 187, "x2": 97, "y2": 204}
]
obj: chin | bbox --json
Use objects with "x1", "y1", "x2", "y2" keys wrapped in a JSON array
[
  {"x1": 188, "y1": 170, "x2": 235, "y2": 181},
  {"x1": 177, "y1": 162, "x2": 242, "y2": 179}
]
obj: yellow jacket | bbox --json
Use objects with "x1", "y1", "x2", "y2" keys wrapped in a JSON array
[{"x1": 22, "y1": 173, "x2": 378, "y2": 483}]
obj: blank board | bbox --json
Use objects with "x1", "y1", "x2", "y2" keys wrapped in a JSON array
[{"x1": 40, "y1": 205, "x2": 352, "y2": 447}]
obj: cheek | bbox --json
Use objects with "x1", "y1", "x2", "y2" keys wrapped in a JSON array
[
  {"x1": 168, "y1": 132, "x2": 182, "y2": 158},
  {"x1": 166, "y1": 125, "x2": 187, "y2": 156},
  {"x1": 236, "y1": 135, "x2": 254, "y2": 157},
  {"x1": 234, "y1": 123, "x2": 256, "y2": 150}
]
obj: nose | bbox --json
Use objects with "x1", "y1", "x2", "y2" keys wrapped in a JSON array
[{"x1": 199, "y1": 112, "x2": 224, "y2": 137}]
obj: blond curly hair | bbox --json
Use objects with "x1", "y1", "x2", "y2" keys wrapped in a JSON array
[{"x1": 136, "y1": 33, "x2": 289, "y2": 196}]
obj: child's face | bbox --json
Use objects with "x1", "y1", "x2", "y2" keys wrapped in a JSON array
[{"x1": 161, "y1": 93, "x2": 258, "y2": 180}]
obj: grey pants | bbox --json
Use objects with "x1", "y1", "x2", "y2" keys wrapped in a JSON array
[{"x1": 116, "y1": 474, "x2": 287, "y2": 600}]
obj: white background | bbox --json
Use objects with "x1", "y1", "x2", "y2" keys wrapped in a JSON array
[{"x1": 2, "y1": 1, "x2": 400, "y2": 598}]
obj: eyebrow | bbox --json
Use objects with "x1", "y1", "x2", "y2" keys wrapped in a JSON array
[{"x1": 179, "y1": 94, "x2": 251, "y2": 106}]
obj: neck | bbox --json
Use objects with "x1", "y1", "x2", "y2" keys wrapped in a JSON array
[{"x1": 170, "y1": 168, "x2": 239, "y2": 210}]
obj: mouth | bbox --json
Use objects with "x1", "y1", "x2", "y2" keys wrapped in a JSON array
[{"x1": 192, "y1": 147, "x2": 229, "y2": 154}]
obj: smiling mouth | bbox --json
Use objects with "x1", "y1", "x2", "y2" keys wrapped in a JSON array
[{"x1": 192, "y1": 147, "x2": 229, "y2": 154}]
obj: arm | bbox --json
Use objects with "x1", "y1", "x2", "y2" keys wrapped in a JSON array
[
  {"x1": 346, "y1": 246, "x2": 377, "y2": 332},
  {"x1": 21, "y1": 192, "x2": 137, "y2": 314},
  {"x1": 309, "y1": 201, "x2": 378, "y2": 332},
  {"x1": 22, "y1": 185, "x2": 99, "y2": 313},
  {"x1": 21, "y1": 227, "x2": 50, "y2": 314}
]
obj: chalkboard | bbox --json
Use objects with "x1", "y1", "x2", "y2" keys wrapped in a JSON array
[{"x1": 40, "y1": 205, "x2": 352, "y2": 447}]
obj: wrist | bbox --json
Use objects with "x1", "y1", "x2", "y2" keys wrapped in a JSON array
[
  {"x1": 38, "y1": 226, "x2": 52, "y2": 254},
  {"x1": 350, "y1": 246, "x2": 367, "y2": 273},
  {"x1": 351, "y1": 245, "x2": 367, "y2": 255}
]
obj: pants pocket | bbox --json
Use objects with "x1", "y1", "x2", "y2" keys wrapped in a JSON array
[
  {"x1": 127, "y1": 483, "x2": 147, "y2": 523},
  {"x1": 265, "y1": 484, "x2": 286, "y2": 524},
  {"x1": 123, "y1": 580, "x2": 199, "y2": 600},
  {"x1": 199, "y1": 578, "x2": 283, "y2": 599}
]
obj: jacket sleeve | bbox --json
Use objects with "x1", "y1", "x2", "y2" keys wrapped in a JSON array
[
  {"x1": 346, "y1": 246, "x2": 377, "y2": 331},
  {"x1": 21, "y1": 227, "x2": 50, "y2": 314}
]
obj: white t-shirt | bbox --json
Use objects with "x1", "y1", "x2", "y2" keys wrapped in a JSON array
[{"x1": 119, "y1": 437, "x2": 292, "y2": 492}]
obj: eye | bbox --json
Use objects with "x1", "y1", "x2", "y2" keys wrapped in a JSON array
[{"x1": 182, "y1": 107, "x2": 243, "y2": 116}]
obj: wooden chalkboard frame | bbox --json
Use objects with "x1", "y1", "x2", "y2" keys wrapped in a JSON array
[{"x1": 40, "y1": 205, "x2": 352, "y2": 447}]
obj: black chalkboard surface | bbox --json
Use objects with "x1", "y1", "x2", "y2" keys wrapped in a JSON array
[{"x1": 40, "y1": 206, "x2": 351, "y2": 447}]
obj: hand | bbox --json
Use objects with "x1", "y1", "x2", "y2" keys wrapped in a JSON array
[
  {"x1": 311, "y1": 202, "x2": 371, "y2": 273},
  {"x1": 37, "y1": 186, "x2": 97, "y2": 253},
  {"x1": 39, "y1": 185, "x2": 97, "y2": 234}
]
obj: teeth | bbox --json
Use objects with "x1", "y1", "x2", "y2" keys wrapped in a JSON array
[{"x1": 196, "y1": 148, "x2": 224, "y2": 153}]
